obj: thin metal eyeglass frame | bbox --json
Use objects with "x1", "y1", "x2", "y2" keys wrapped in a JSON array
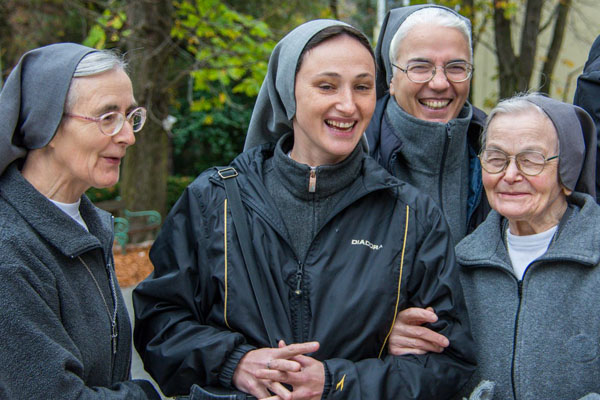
[
  {"x1": 478, "y1": 149, "x2": 559, "y2": 176},
  {"x1": 65, "y1": 106, "x2": 147, "y2": 136},
  {"x1": 391, "y1": 61, "x2": 473, "y2": 83}
]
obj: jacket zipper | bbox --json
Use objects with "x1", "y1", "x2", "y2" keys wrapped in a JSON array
[
  {"x1": 308, "y1": 168, "x2": 317, "y2": 193},
  {"x1": 438, "y1": 126, "x2": 451, "y2": 211},
  {"x1": 294, "y1": 262, "x2": 304, "y2": 342},
  {"x1": 511, "y1": 279, "x2": 523, "y2": 399}
]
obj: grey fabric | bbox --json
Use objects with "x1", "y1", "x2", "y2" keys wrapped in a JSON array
[
  {"x1": 455, "y1": 192, "x2": 600, "y2": 400},
  {"x1": 243, "y1": 19, "x2": 350, "y2": 150},
  {"x1": 264, "y1": 133, "x2": 363, "y2": 260},
  {"x1": 374, "y1": 4, "x2": 471, "y2": 98},
  {"x1": 526, "y1": 94, "x2": 597, "y2": 198},
  {"x1": 385, "y1": 96, "x2": 471, "y2": 244},
  {"x1": 0, "y1": 164, "x2": 160, "y2": 399},
  {"x1": 0, "y1": 43, "x2": 96, "y2": 175}
]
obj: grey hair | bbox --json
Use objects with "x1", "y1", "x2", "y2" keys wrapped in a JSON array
[
  {"x1": 65, "y1": 49, "x2": 128, "y2": 112},
  {"x1": 481, "y1": 93, "x2": 554, "y2": 149},
  {"x1": 389, "y1": 7, "x2": 473, "y2": 70}
]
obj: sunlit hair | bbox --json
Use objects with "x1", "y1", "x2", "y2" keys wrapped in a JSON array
[
  {"x1": 389, "y1": 7, "x2": 473, "y2": 73},
  {"x1": 65, "y1": 50, "x2": 128, "y2": 112},
  {"x1": 296, "y1": 25, "x2": 375, "y2": 76},
  {"x1": 481, "y1": 92, "x2": 553, "y2": 149}
]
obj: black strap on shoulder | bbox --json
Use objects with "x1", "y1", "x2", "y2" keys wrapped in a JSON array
[{"x1": 217, "y1": 167, "x2": 277, "y2": 347}]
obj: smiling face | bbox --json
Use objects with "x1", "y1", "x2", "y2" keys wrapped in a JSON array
[
  {"x1": 42, "y1": 68, "x2": 137, "y2": 201},
  {"x1": 390, "y1": 23, "x2": 471, "y2": 123},
  {"x1": 482, "y1": 110, "x2": 569, "y2": 235},
  {"x1": 291, "y1": 34, "x2": 376, "y2": 166}
]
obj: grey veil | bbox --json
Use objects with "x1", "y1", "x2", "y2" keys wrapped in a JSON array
[
  {"x1": 243, "y1": 19, "x2": 351, "y2": 151},
  {"x1": 526, "y1": 95, "x2": 597, "y2": 198},
  {"x1": 0, "y1": 43, "x2": 96, "y2": 176}
]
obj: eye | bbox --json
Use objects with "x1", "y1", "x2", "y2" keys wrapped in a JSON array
[
  {"x1": 318, "y1": 83, "x2": 335, "y2": 91},
  {"x1": 445, "y1": 64, "x2": 468, "y2": 74},
  {"x1": 355, "y1": 83, "x2": 372, "y2": 91},
  {"x1": 407, "y1": 63, "x2": 432, "y2": 73}
]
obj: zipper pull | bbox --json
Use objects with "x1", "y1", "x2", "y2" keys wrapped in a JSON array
[
  {"x1": 111, "y1": 322, "x2": 118, "y2": 354},
  {"x1": 308, "y1": 168, "x2": 316, "y2": 193},
  {"x1": 295, "y1": 263, "x2": 304, "y2": 295}
]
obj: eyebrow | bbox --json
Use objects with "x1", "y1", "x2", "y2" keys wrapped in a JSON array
[
  {"x1": 407, "y1": 58, "x2": 469, "y2": 64},
  {"x1": 96, "y1": 102, "x2": 139, "y2": 115},
  {"x1": 315, "y1": 72, "x2": 374, "y2": 79}
]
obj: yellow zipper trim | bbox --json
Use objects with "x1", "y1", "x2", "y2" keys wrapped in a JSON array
[
  {"x1": 224, "y1": 199, "x2": 231, "y2": 329},
  {"x1": 378, "y1": 204, "x2": 409, "y2": 359}
]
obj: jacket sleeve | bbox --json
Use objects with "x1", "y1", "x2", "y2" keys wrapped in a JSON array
[
  {"x1": 574, "y1": 62, "x2": 600, "y2": 202},
  {"x1": 322, "y1": 200, "x2": 476, "y2": 399},
  {"x1": 0, "y1": 263, "x2": 160, "y2": 400},
  {"x1": 133, "y1": 184, "x2": 254, "y2": 397}
]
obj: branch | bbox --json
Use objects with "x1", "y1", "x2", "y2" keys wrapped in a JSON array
[{"x1": 538, "y1": 0, "x2": 572, "y2": 94}]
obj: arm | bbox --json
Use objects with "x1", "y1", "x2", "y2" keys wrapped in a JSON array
[
  {"x1": 320, "y1": 204, "x2": 475, "y2": 399},
  {"x1": 0, "y1": 263, "x2": 159, "y2": 400},
  {"x1": 133, "y1": 184, "x2": 253, "y2": 396}
]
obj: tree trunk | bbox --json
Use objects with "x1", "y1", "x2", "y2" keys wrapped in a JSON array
[
  {"x1": 493, "y1": 0, "x2": 518, "y2": 98},
  {"x1": 122, "y1": 0, "x2": 173, "y2": 217},
  {"x1": 517, "y1": 0, "x2": 543, "y2": 91},
  {"x1": 538, "y1": 0, "x2": 572, "y2": 94}
]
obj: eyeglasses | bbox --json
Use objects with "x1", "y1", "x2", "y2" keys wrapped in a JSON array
[
  {"x1": 391, "y1": 61, "x2": 473, "y2": 83},
  {"x1": 65, "y1": 107, "x2": 147, "y2": 136},
  {"x1": 479, "y1": 149, "x2": 558, "y2": 176}
]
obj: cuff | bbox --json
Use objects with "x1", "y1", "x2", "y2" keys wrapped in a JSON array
[
  {"x1": 131, "y1": 379, "x2": 161, "y2": 400},
  {"x1": 321, "y1": 361, "x2": 332, "y2": 399},
  {"x1": 218, "y1": 343, "x2": 256, "y2": 389}
]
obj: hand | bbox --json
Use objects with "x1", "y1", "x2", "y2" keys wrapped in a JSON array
[
  {"x1": 232, "y1": 341, "x2": 320, "y2": 400},
  {"x1": 256, "y1": 340, "x2": 325, "y2": 400},
  {"x1": 388, "y1": 307, "x2": 450, "y2": 355}
]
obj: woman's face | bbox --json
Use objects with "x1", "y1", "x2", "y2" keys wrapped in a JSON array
[
  {"x1": 482, "y1": 110, "x2": 568, "y2": 235},
  {"x1": 47, "y1": 68, "x2": 137, "y2": 199},
  {"x1": 292, "y1": 34, "x2": 376, "y2": 166}
]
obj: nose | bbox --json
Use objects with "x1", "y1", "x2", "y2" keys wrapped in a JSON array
[
  {"x1": 502, "y1": 157, "x2": 522, "y2": 183},
  {"x1": 113, "y1": 120, "x2": 136, "y2": 147},
  {"x1": 335, "y1": 87, "x2": 357, "y2": 115},
  {"x1": 428, "y1": 67, "x2": 450, "y2": 90}
]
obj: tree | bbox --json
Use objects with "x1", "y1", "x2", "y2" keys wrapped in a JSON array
[{"x1": 120, "y1": 0, "x2": 174, "y2": 217}]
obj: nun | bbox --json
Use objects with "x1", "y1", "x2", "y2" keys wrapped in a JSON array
[
  {"x1": 0, "y1": 43, "x2": 159, "y2": 399},
  {"x1": 134, "y1": 19, "x2": 475, "y2": 400},
  {"x1": 389, "y1": 93, "x2": 600, "y2": 400}
]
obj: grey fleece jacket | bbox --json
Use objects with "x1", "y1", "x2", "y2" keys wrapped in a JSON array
[
  {"x1": 455, "y1": 192, "x2": 600, "y2": 400},
  {"x1": 0, "y1": 164, "x2": 159, "y2": 400},
  {"x1": 385, "y1": 98, "x2": 472, "y2": 245}
]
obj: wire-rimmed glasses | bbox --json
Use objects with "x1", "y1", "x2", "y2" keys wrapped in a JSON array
[
  {"x1": 479, "y1": 149, "x2": 559, "y2": 176},
  {"x1": 65, "y1": 107, "x2": 147, "y2": 136},
  {"x1": 391, "y1": 61, "x2": 473, "y2": 83}
]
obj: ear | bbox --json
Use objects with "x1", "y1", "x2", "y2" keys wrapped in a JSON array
[{"x1": 562, "y1": 186, "x2": 573, "y2": 197}]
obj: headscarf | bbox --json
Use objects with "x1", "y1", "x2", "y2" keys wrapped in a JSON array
[
  {"x1": 243, "y1": 19, "x2": 351, "y2": 151},
  {"x1": 525, "y1": 95, "x2": 597, "y2": 198},
  {"x1": 0, "y1": 43, "x2": 97, "y2": 175},
  {"x1": 374, "y1": 5, "x2": 472, "y2": 98}
]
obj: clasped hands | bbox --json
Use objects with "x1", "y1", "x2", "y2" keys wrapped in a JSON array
[{"x1": 233, "y1": 340, "x2": 324, "y2": 400}]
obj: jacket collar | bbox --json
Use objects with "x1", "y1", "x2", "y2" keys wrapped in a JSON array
[
  {"x1": 457, "y1": 192, "x2": 600, "y2": 269},
  {"x1": 0, "y1": 163, "x2": 113, "y2": 258}
]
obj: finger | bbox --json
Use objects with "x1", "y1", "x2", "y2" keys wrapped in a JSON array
[
  {"x1": 255, "y1": 368, "x2": 290, "y2": 382},
  {"x1": 398, "y1": 307, "x2": 439, "y2": 324},
  {"x1": 392, "y1": 323, "x2": 449, "y2": 347},
  {"x1": 266, "y1": 358, "x2": 302, "y2": 372},
  {"x1": 279, "y1": 341, "x2": 320, "y2": 357},
  {"x1": 266, "y1": 380, "x2": 293, "y2": 400},
  {"x1": 388, "y1": 345, "x2": 428, "y2": 356},
  {"x1": 389, "y1": 334, "x2": 445, "y2": 353},
  {"x1": 278, "y1": 339, "x2": 286, "y2": 348}
]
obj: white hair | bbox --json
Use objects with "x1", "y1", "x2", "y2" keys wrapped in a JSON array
[
  {"x1": 65, "y1": 50, "x2": 128, "y2": 112},
  {"x1": 389, "y1": 7, "x2": 473, "y2": 70}
]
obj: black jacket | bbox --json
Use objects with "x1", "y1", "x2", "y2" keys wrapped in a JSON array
[
  {"x1": 366, "y1": 94, "x2": 490, "y2": 236},
  {"x1": 133, "y1": 144, "x2": 476, "y2": 399},
  {"x1": 574, "y1": 35, "x2": 600, "y2": 202}
]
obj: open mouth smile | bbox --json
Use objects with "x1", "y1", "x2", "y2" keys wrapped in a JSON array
[
  {"x1": 420, "y1": 99, "x2": 451, "y2": 109},
  {"x1": 325, "y1": 119, "x2": 356, "y2": 132}
]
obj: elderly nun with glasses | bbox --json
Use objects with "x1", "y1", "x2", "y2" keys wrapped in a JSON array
[
  {"x1": 0, "y1": 43, "x2": 159, "y2": 399},
  {"x1": 387, "y1": 93, "x2": 600, "y2": 400}
]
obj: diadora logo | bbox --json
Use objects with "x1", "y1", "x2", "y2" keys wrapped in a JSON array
[{"x1": 351, "y1": 239, "x2": 383, "y2": 250}]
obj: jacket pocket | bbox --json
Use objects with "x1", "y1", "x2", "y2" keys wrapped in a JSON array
[{"x1": 184, "y1": 384, "x2": 252, "y2": 400}]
